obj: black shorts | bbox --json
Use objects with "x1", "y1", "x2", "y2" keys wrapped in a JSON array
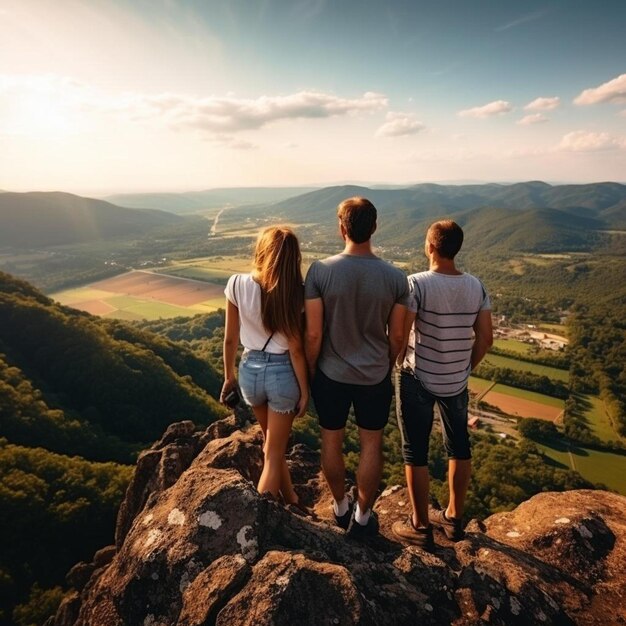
[
  {"x1": 311, "y1": 367, "x2": 392, "y2": 431},
  {"x1": 395, "y1": 369, "x2": 471, "y2": 466}
]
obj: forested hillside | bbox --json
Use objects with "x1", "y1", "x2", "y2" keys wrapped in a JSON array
[
  {"x1": 0, "y1": 272, "x2": 227, "y2": 625},
  {"x1": 0, "y1": 192, "x2": 182, "y2": 247},
  {"x1": 224, "y1": 181, "x2": 626, "y2": 252}
]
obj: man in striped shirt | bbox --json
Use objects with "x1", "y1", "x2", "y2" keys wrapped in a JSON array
[{"x1": 392, "y1": 220, "x2": 492, "y2": 548}]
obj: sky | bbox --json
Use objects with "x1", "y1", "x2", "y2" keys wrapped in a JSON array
[{"x1": 0, "y1": 0, "x2": 625, "y2": 194}]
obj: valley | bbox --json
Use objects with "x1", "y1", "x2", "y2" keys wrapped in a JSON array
[{"x1": 1, "y1": 181, "x2": 625, "y2": 624}]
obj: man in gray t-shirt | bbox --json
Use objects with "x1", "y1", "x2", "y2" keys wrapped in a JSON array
[{"x1": 305, "y1": 197, "x2": 408, "y2": 538}]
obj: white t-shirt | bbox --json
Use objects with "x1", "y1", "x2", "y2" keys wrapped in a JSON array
[{"x1": 224, "y1": 273, "x2": 289, "y2": 354}]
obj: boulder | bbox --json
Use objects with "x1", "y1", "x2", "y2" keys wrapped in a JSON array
[{"x1": 53, "y1": 419, "x2": 626, "y2": 626}]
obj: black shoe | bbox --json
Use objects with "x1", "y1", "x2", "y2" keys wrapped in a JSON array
[
  {"x1": 346, "y1": 510, "x2": 379, "y2": 540},
  {"x1": 429, "y1": 507, "x2": 464, "y2": 541},
  {"x1": 333, "y1": 492, "x2": 355, "y2": 530},
  {"x1": 392, "y1": 517, "x2": 434, "y2": 549}
]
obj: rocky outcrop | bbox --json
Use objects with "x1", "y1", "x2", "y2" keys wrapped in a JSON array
[{"x1": 49, "y1": 419, "x2": 626, "y2": 626}]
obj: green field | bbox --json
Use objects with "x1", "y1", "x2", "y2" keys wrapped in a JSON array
[
  {"x1": 156, "y1": 266, "x2": 231, "y2": 282},
  {"x1": 483, "y1": 353, "x2": 569, "y2": 382},
  {"x1": 493, "y1": 338, "x2": 535, "y2": 355},
  {"x1": 468, "y1": 377, "x2": 494, "y2": 393},
  {"x1": 582, "y1": 395, "x2": 624, "y2": 444},
  {"x1": 537, "y1": 323, "x2": 567, "y2": 335},
  {"x1": 490, "y1": 382, "x2": 564, "y2": 408},
  {"x1": 536, "y1": 442, "x2": 626, "y2": 495}
]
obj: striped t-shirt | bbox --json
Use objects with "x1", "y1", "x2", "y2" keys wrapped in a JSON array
[{"x1": 402, "y1": 270, "x2": 491, "y2": 396}]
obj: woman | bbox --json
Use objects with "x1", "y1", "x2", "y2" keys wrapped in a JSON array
[{"x1": 220, "y1": 225, "x2": 309, "y2": 506}]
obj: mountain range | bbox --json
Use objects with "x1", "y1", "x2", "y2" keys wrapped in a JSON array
[
  {"x1": 0, "y1": 192, "x2": 182, "y2": 247},
  {"x1": 104, "y1": 187, "x2": 318, "y2": 213},
  {"x1": 1, "y1": 182, "x2": 625, "y2": 253},
  {"x1": 227, "y1": 181, "x2": 626, "y2": 253}
]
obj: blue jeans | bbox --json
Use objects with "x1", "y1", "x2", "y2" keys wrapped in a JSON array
[
  {"x1": 238, "y1": 350, "x2": 300, "y2": 414},
  {"x1": 395, "y1": 369, "x2": 471, "y2": 466}
]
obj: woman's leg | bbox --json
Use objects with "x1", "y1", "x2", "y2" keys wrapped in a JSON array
[
  {"x1": 257, "y1": 409, "x2": 296, "y2": 500},
  {"x1": 251, "y1": 404, "x2": 298, "y2": 503}
]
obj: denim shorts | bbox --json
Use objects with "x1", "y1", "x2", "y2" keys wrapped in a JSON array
[
  {"x1": 238, "y1": 349, "x2": 300, "y2": 414},
  {"x1": 395, "y1": 369, "x2": 471, "y2": 466}
]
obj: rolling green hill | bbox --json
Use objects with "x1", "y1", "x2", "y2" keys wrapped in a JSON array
[
  {"x1": 221, "y1": 181, "x2": 625, "y2": 254},
  {"x1": 106, "y1": 187, "x2": 319, "y2": 213},
  {"x1": 0, "y1": 192, "x2": 182, "y2": 247},
  {"x1": 0, "y1": 271, "x2": 226, "y2": 461},
  {"x1": 0, "y1": 271, "x2": 232, "y2": 625}
]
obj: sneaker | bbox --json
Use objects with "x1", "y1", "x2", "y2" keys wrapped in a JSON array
[
  {"x1": 429, "y1": 507, "x2": 464, "y2": 541},
  {"x1": 333, "y1": 492, "x2": 355, "y2": 530},
  {"x1": 392, "y1": 517, "x2": 434, "y2": 549},
  {"x1": 346, "y1": 509, "x2": 379, "y2": 540}
]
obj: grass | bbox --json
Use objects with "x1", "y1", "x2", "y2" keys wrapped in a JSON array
[
  {"x1": 122, "y1": 301, "x2": 195, "y2": 319},
  {"x1": 190, "y1": 297, "x2": 227, "y2": 312},
  {"x1": 52, "y1": 287, "x2": 116, "y2": 304},
  {"x1": 158, "y1": 266, "x2": 233, "y2": 282},
  {"x1": 535, "y1": 442, "x2": 626, "y2": 495},
  {"x1": 482, "y1": 353, "x2": 569, "y2": 382},
  {"x1": 468, "y1": 377, "x2": 494, "y2": 393},
  {"x1": 537, "y1": 323, "x2": 567, "y2": 335},
  {"x1": 492, "y1": 338, "x2": 535, "y2": 356},
  {"x1": 491, "y1": 383, "x2": 563, "y2": 408},
  {"x1": 582, "y1": 395, "x2": 624, "y2": 444}
]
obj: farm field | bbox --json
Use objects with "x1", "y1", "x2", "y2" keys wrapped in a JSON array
[
  {"x1": 468, "y1": 377, "x2": 493, "y2": 394},
  {"x1": 482, "y1": 353, "x2": 570, "y2": 382},
  {"x1": 492, "y1": 338, "x2": 535, "y2": 355},
  {"x1": 537, "y1": 323, "x2": 567, "y2": 334},
  {"x1": 480, "y1": 382, "x2": 563, "y2": 421},
  {"x1": 536, "y1": 442, "x2": 626, "y2": 495},
  {"x1": 581, "y1": 394, "x2": 624, "y2": 444},
  {"x1": 51, "y1": 270, "x2": 225, "y2": 320}
]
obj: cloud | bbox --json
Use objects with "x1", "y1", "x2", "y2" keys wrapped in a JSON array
[
  {"x1": 558, "y1": 130, "x2": 625, "y2": 152},
  {"x1": 0, "y1": 75, "x2": 389, "y2": 142},
  {"x1": 494, "y1": 10, "x2": 546, "y2": 32},
  {"x1": 138, "y1": 90, "x2": 388, "y2": 133},
  {"x1": 458, "y1": 100, "x2": 513, "y2": 118},
  {"x1": 376, "y1": 112, "x2": 425, "y2": 137},
  {"x1": 574, "y1": 73, "x2": 626, "y2": 105},
  {"x1": 524, "y1": 96, "x2": 560, "y2": 111},
  {"x1": 209, "y1": 135, "x2": 258, "y2": 150},
  {"x1": 517, "y1": 113, "x2": 549, "y2": 126}
]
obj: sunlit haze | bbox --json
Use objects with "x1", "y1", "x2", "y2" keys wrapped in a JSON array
[{"x1": 1, "y1": 0, "x2": 625, "y2": 194}]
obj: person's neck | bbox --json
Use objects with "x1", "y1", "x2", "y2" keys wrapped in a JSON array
[
  {"x1": 429, "y1": 256, "x2": 461, "y2": 275},
  {"x1": 343, "y1": 240, "x2": 376, "y2": 257}
]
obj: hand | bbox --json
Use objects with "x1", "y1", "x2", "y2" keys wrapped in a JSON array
[
  {"x1": 220, "y1": 378, "x2": 236, "y2": 405},
  {"x1": 295, "y1": 393, "x2": 309, "y2": 419}
]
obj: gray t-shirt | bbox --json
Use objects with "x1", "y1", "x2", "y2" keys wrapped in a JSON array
[
  {"x1": 402, "y1": 270, "x2": 491, "y2": 396},
  {"x1": 304, "y1": 253, "x2": 409, "y2": 385}
]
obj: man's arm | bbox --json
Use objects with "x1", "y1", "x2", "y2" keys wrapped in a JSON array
[
  {"x1": 396, "y1": 309, "x2": 416, "y2": 368},
  {"x1": 387, "y1": 303, "x2": 409, "y2": 368},
  {"x1": 471, "y1": 310, "x2": 493, "y2": 370},
  {"x1": 304, "y1": 297, "x2": 324, "y2": 378}
]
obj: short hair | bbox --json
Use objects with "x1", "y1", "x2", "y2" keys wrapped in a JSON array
[
  {"x1": 337, "y1": 197, "x2": 377, "y2": 244},
  {"x1": 427, "y1": 220, "x2": 464, "y2": 259}
]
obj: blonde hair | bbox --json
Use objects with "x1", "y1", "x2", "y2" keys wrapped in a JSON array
[{"x1": 252, "y1": 225, "x2": 303, "y2": 339}]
